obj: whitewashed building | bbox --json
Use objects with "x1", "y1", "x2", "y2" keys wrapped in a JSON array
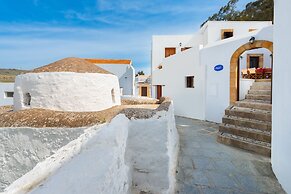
[
  {"x1": 151, "y1": 21, "x2": 273, "y2": 122},
  {"x1": 85, "y1": 59, "x2": 135, "y2": 96},
  {"x1": 135, "y1": 75, "x2": 151, "y2": 97},
  {"x1": 14, "y1": 57, "x2": 121, "y2": 112},
  {"x1": 0, "y1": 82, "x2": 14, "y2": 106}
]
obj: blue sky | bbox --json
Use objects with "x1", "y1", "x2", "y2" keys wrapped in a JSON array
[{"x1": 0, "y1": 0, "x2": 251, "y2": 74}]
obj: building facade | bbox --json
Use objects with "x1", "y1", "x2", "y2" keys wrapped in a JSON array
[
  {"x1": 151, "y1": 21, "x2": 273, "y2": 122},
  {"x1": 85, "y1": 59, "x2": 135, "y2": 96},
  {"x1": 135, "y1": 75, "x2": 151, "y2": 97},
  {"x1": 0, "y1": 82, "x2": 14, "y2": 107}
]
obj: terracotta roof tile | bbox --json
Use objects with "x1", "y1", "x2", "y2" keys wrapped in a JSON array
[{"x1": 85, "y1": 58, "x2": 132, "y2": 65}]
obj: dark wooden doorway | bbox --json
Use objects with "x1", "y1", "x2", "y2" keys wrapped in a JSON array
[
  {"x1": 141, "y1": 87, "x2": 147, "y2": 97},
  {"x1": 156, "y1": 85, "x2": 162, "y2": 99}
]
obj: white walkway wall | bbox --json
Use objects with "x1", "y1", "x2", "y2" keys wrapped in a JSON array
[
  {"x1": 5, "y1": 115, "x2": 131, "y2": 194},
  {"x1": 0, "y1": 127, "x2": 85, "y2": 192},
  {"x1": 0, "y1": 83, "x2": 14, "y2": 106},
  {"x1": 200, "y1": 26, "x2": 273, "y2": 123},
  {"x1": 272, "y1": 0, "x2": 291, "y2": 193},
  {"x1": 4, "y1": 101, "x2": 179, "y2": 194}
]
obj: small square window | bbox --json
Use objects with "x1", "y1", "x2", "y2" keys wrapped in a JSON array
[
  {"x1": 221, "y1": 29, "x2": 234, "y2": 39},
  {"x1": 186, "y1": 76, "x2": 194, "y2": 88},
  {"x1": 5, "y1": 91, "x2": 14, "y2": 98}
]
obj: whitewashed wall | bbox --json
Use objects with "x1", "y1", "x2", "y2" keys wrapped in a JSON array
[
  {"x1": 151, "y1": 35, "x2": 194, "y2": 71},
  {"x1": 205, "y1": 21, "x2": 272, "y2": 45},
  {"x1": 272, "y1": 0, "x2": 291, "y2": 193},
  {"x1": 14, "y1": 72, "x2": 121, "y2": 112},
  {"x1": 4, "y1": 102, "x2": 179, "y2": 194},
  {"x1": 0, "y1": 83, "x2": 14, "y2": 106},
  {"x1": 5, "y1": 115, "x2": 131, "y2": 194},
  {"x1": 126, "y1": 103, "x2": 179, "y2": 194},
  {"x1": 239, "y1": 79, "x2": 255, "y2": 100},
  {"x1": 152, "y1": 46, "x2": 205, "y2": 120},
  {"x1": 200, "y1": 26, "x2": 273, "y2": 123},
  {"x1": 0, "y1": 127, "x2": 85, "y2": 192},
  {"x1": 97, "y1": 64, "x2": 135, "y2": 96}
]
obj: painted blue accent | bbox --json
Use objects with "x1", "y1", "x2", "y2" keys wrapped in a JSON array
[{"x1": 214, "y1": 64, "x2": 224, "y2": 71}]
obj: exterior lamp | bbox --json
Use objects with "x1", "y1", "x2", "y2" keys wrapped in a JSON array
[
  {"x1": 249, "y1": 36, "x2": 255, "y2": 44},
  {"x1": 179, "y1": 42, "x2": 182, "y2": 47}
]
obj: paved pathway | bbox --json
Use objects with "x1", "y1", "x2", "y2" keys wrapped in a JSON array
[{"x1": 175, "y1": 116, "x2": 285, "y2": 194}]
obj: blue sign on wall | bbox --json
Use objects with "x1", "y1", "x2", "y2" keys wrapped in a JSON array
[{"x1": 214, "y1": 64, "x2": 224, "y2": 71}]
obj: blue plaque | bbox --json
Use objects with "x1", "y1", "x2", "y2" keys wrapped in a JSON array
[{"x1": 214, "y1": 64, "x2": 224, "y2": 71}]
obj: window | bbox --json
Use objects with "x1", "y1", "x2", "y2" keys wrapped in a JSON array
[
  {"x1": 181, "y1": 47, "x2": 192, "y2": 52},
  {"x1": 165, "y1": 48, "x2": 176, "y2": 58},
  {"x1": 249, "y1": 29, "x2": 257, "y2": 32},
  {"x1": 221, "y1": 29, "x2": 234, "y2": 39},
  {"x1": 5, "y1": 91, "x2": 14, "y2": 98},
  {"x1": 23, "y1": 93, "x2": 31, "y2": 106},
  {"x1": 247, "y1": 54, "x2": 264, "y2": 68},
  {"x1": 186, "y1": 76, "x2": 194, "y2": 88},
  {"x1": 111, "y1": 89, "x2": 115, "y2": 104}
]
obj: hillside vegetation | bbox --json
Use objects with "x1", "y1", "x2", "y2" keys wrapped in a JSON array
[
  {"x1": 202, "y1": 0, "x2": 273, "y2": 26},
  {"x1": 0, "y1": 69, "x2": 28, "y2": 82}
]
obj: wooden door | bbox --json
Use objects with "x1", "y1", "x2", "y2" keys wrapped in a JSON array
[
  {"x1": 156, "y1": 85, "x2": 162, "y2": 99},
  {"x1": 141, "y1": 87, "x2": 147, "y2": 97}
]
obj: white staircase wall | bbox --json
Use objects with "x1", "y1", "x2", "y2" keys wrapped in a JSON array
[{"x1": 272, "y1": 0, "x2": 291, "y2": 193}]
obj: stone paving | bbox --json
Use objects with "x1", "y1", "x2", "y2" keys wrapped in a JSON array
[{"x1": 175, "y1": 116, "x2": 286, "y2": 194}]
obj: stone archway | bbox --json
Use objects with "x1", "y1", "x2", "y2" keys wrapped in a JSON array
[{"x1": 229, "y1": 40, "x2": 273, "y2": 104}]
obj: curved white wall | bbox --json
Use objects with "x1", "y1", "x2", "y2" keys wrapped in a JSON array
[{"x1": 13, "y1": 72, "x2": 121, "y2": 112}]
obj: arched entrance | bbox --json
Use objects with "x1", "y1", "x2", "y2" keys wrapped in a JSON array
[{"x1": 229, "y1": 40, "x2": 273, "y2": 104}]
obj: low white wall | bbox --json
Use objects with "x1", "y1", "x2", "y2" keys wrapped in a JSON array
[
  {"x1": 4, "y1": 102, "x2": 179, "y2": 194},
  {"x1": 272, "y1": 0, "x2": 291, "y2": 193},
  {"x1": 239, "y1": 79, "x2": 255, "y2": 100},
  {"x1": 4, "y1": 115, "x2": 131, "y2": 194},
  {"x1": 14, "y1": 72, "x2": 121, "y2": 112},
  {"x1": 0, "y1": 83, "x2": 14, "y2": 106},
  {"x1": 0, "y1": 127, "x2": 85, "y2": 192},
  {"x1": 126, "y1": 102, "x2": 179, "y2": 194}
]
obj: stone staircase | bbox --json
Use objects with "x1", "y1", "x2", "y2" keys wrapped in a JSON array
[{"x1": 217, "y1": 80, "x2": 272, "y2": 156}]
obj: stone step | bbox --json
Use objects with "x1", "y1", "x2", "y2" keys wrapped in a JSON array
[
  {"x1": 225, "y1": 106, "x2": 271, "y2": 122},
  {"x1": 217, "y1": 132, "x2": 271, "y2": 156},
  {"x1": 250, "y1": 85, "x2": 271, "y2": 90},
  {"x1": 235, "y1": 100, "x2": 272, "y2": 111},
  {"x1": 222, "y1": 115, "x2": 271, "y2": 131},
  {"x1": 246, "y1": 94, "x2": 271, "y2": 101},
  {"x1": 255, "y1": 79, "x2": 272, "y2": 82},
  {"x1": 248, "y1": 90, "x2": 271, "y2": 95},
  {"x1": 219, "y1": 124, "x2": 271, "y2": 143},
  {"x1": 252, "y1": 81, "x2": 272, "y2": 87}
]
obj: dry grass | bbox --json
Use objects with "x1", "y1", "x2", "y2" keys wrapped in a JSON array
[{"x1": 0, "y1": 104, "x2": 159, "y2": 128}]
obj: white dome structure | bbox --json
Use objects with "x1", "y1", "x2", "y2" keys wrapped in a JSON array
[{"x1": 13, "y1": 57, "x2": 121, "y2": 112}]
